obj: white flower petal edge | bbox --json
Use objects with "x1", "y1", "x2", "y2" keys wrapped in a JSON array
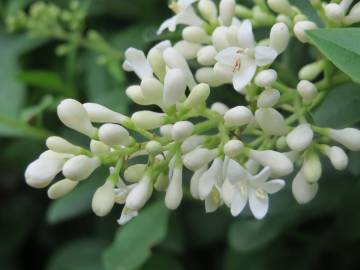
[{"x1": 124, "y1": 48, "x2": 153, "y2": 79}]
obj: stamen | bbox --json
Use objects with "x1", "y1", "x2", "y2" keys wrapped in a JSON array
[
  {"x1": 233, "y1": 58, "x2": 241, "y2": 72},
  {"x1": 255, "y1": 188, "x2": 267, "y2": 200}
]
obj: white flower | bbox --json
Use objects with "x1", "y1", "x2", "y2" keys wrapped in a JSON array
[
  {"x1": 172, "y1": 121, "x2": 194, "y2": 142},
  {"x1": 163, "y1": 68, "x2": 187, "y2": 105},
  {"x1": 323, "y1": 146, "x2": 349, "y2": 171},
  {"x1": 214, "y1": 20, "x2": 278, "y2": 92},
  {"x1": 225, "y1": 159, "x2": 285, "y2": 219},
  {"x1": 123, "y1": 48, "x2": 153, "y2": 80},
  {"x1": 165, "y1": 160, "x2": 183, "y2": 210},
  {"x1": 157, "y1": 0, "x2": 203, "y2": 34},
  {"x1": 98, "y1": 123, "x2": 130, "y2": 146},
  {"x1": 117, "y1": 206, "x2": 138, "y2": 225},
  {"x1": 62, "y1": 155, "x2": 101, "y2": 181},
  {"x1": 83, "y1": 103, "x2": 128, "y2": 124},
  {"x1": 183, "y1": 147, "x2": 217, "y2": 171},
  {"x1": 125, "y1": 176, "x2": 153, "y2": 210},
  {"x1": 47, "y1": 178, "x2": 78, "y2": 199},
  {"x1": 46, "y1": 136, "x2": 80, "y2": 155},
  {"x1": 255, "y1": 108, "x2": 287, "y2": 136},
  {"x1": 190, "y1": 166, "x2": 207, "y2": 199},
  {"x1": 114, "y1": 178, "x2": 136, "y2": 204},
  {"x1": 286, "y1": 123, "x2": 314, "y2": 151},
  {"x1": 328, "y1": 128, "x2": 360, "y2": 151},
  {"x1": 292, "y1": 169, "x2": 318, "y2": 204},
  {"x1": 92, "y1": 181, "x2": 115, "y2": 217}
]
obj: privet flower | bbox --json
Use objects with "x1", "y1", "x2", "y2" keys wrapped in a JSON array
[
  {"x1": 293, "y1": 21, "x2": 317, "y2": 43},
  {"x1": 292, "y1": 169, "x2": 318, "y2": 204},
  {"x1": 47, "y1": 179, "x2": 78, "y2": 199},
  {"x1": 286, "y1": 123, "x2": 314, "y2": 151},
  {"x1": 62, "y1": 155, "x2": 100, "y2": 181},
  {"x1": 92, "y1": 181, "x2": 115, "y2": 217},
  {"x1": 328, "y1": 128, "x2": 360, "y2": 151}
]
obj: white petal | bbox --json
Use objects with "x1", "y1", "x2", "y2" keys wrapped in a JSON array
[
  {"x1": 213, "y1": 63, "x2": 233, "y2": 82},
  {"x1": 233, "y1": 61, "x2": 256, "y2": 92},
  {"x1": 124, "y1": 48, "x2": 153, "y2": 79},
  {"x1": 176, "y1": 7, "x2": 203, "y2": 26},
  {"x1": 251, "y1": 166, "x2": 271, "y2": 184},
  {"x1": 237, "y1": 20, "x2": 255, "y2": 49},
  {"x1": 205, "y1": 188, "x2": 221, "y2": 213},
  {"x1": 122, "y1": 60, "x2": 133, "y2": 71},
  {"x1": 198, "y1": 170, "x2": 216, "y2": 200},
  {"x1": 230, "y1": 191, "x2": 247, "y2": 216},
  {"x1": 153, "y1": 40, "x2": 172, "y2": 51},
  {"x1": 222, "y1": 179, "x2": 235, "y2": 207},
  {"x1": 249, "y1": 189, "x2": 269, "y2": 220},
  {"x1": 292, "y1": 169, "x2": 318, "y2": 204},
  {"x1": 215, "y1": 47, "x2": 240, "y2": 66},
  {"x1": 254, "y1": 46, "x2": 278, "y2": 66},
  {"x1": 226, "y1": 159, "x2": 248, "y2": 184},
  {"x1": 157, "y1": 17, "x2": 177, "y2": 34},
  {"x1": 263, "y1": 179, "x2": 285, "y2": 194},
  {"x1": 178, "y1": 0, "x2": 198, "y2": 8},
  {"x1": 117, "y1": 207, "x2": 138, "y2": 225}
]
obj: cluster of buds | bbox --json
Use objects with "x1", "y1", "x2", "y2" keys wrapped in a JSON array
[
  {"x1": 321, "y1": 0, "x2": 360, "y2": 26},
  {"x1": 25, "y1": 0, "x2": 360, "y2": 225}
]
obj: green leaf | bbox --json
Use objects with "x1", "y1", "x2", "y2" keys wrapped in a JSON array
[
  {"x1": 307, "y1": 28, "x2": 360, "y2": 83},
  {"x1": 140, "y1": 253, "x2": 184, "y2": 270},
  {"x1": 313, "y1": 83, "x2": 360, "y2": 128},
  {"x1": 47, "y1": 238, "x2": 106, "y2": 270},
  {"x1": 349, "y1": 152, "x2": 360, "y2": 176},
  {"x1": 21, "y1": 95, "x2": 55, "y2": 122},
  {"x1": 46, "y1": 169, "x2": 106, "y2": 224},
  {"x1": 103, "y1": 201, "x2": 169, "y2": 270}
]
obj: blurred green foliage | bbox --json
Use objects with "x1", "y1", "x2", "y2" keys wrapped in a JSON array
[{"x1": 0, "y1": 0, "x2": 360, "y2": 270}]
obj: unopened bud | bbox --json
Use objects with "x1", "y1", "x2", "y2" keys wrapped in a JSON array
[
  {"x1": 181, "y1": 135, "x2": 204, "y2": 153},
  {"x1": 254, "y1": 69, "x2": 277, "y2": 87},
  {"x1": 98, "y1": 124, "x2": 130, "y2": 146},
  {"x1": 125, "y1": 176, "x2": 153, "y2": 210},
  {"x1": 183, "y1": 83, "x2": 210, "y2": 108},
  {"x1": 219, "y1": 0, "x2": 236, "y2": 26},
  {"x1": 57, "y1": 99, "x2": 97, "y2": 137},
  {"x1": 140, "y1": 77, "x2": 163, "y2": 103},
  {"x1": 147, "y1": 48, "x2": 166, "y2": 81},
  {"x1": 197, "y1": 45, "x2": 217, "y2": 66},
  {"x1": 292, "y1": 169, "x2": 318, "y2": 204},
  {"x1": 329, "y1": 128, "x2": 360, "y2": 151},
  {"x1": 224, "y1": 106, "x2": 253, "y2": 127},
  {"x1": 124, "y1": 164, "x2": 146, "y2": 183},
  {"x1": 174, "y1": 40, "x2": 202, "y2": 60},
  {"x1": 126, "y1": 85, "x2": 151, "y2": 105},
  {"x1": 46, "y1": 136, "x2": 80, "y2": 154},
  {"x1": 344, "y1": 2, "x2": 360, "y2": 24},
  {"x1": 297, "y1": 80, "x2": 318, "y2": 102},
  {"x1": 92, "y1": 181, "x2": 115, "y2": 217},
  {"x1": 47, "y1": 178, "x2": 78, "y2": 199},
  {"x1": 294, "y1": 21, "x2": 317, "y2": 43},
  {"x1": 198, "y1": 0, "x2": 218, "y2": 23},
  {"x1": 212, "y1": 26, "x2": 230, "y2": 51},
  {"x1": 324, "y1": 3, "x2": 345, "y2": 22},
  {"x1": 257, "y1": 89, "x2": 280, "y2": 108},
  {"x1": 224, "y1": 139, "x2": 244, "y2": 157},
  {"x1": 286, "y1": 124, "x2": 314, "y2": 151},
  {"x1": 270, "y1": 22, "x2": 289, "y2": 53},
  {"x1": 90, "y1": 140, "x2": 110, "y2": 154},
  {"x1": 172, "y1": 121, "x2": 194, "y2": 142},
  {"x1": 255, "y1": 108, "x2": 287, "y2": 135},
  {"x1": 145, "y1": 141, "x2": 162, "y2": 155},
  {"x1": 211, "y1": 102, "x2": 229, "y2": 115},
  {"x1": 195, "y1": 67, "x2": 230, "y2": 87},
  {"x1": 303, "y1": 152, "x2": 322, "y2": 183},
  {"x1": 190, "y1": 166, "x2": 207, "y2": 199},
  {"x1": 160, "y1": 124, "x2": 173, "y2": 137},
  {"x1": 163, "y1": 68, "x2": 187, "y2": 105},
  {"x1": 165, "y1": 167, "x2": 183, "y2": 210},
  {"x1": 131, "y1": 111, "x2": 165, "y2": 130},
  {"x1": 324, "y1": 145, "x2": 349, "y2": 171},
  {"x1": 267, "y1": 0, "x2": 294, "y2": 16},
  {"x1": 154, "y1": 173, "x2": 169, "y2": 191},
  {"x1": 183, "y1": 26, "x2": 211, "y2": 44},
  {"x1": 62, "y1": 155, "x2": 100, "y2": 181},
  {"x1": 83, "y1": 103, "x2": 127, "y2": 124},
  {"x1": 183, "y1": 148, "x2": 216, "y2": 171}
]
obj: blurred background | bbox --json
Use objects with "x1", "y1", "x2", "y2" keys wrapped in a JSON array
[{"x1": 0, "y1": 0, "x2": 360, "y2": 269}]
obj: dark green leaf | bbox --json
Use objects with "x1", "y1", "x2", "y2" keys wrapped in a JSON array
[
  {"x1": 21, "y1": 95, "x2": 55, "y2": 122},
  {"x1": 349, "y1": 152, "x2": 360, "y2": 176},
  {"x1": 103, "y1": 200, "x2": 169, "y2": 270},
  {"x1": 307, "y1": 28, "x2": 360, "y2": 83},
  {"x1": 314, "y1": 83, "x2": 360, "y2": 128}
]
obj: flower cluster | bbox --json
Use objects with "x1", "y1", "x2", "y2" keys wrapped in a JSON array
[{"x1": 25, "y1": 0, "x2": 360, "y2": 225}]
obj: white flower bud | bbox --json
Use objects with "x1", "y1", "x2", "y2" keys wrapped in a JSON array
[
  {"x1": 344, "y1": 2, "x2": 360, "y2": 24},
  {"x1": 183, "y1": 148, "x2": 216, "y2": 171},
  {"x1": 165, "y1": 166, "x2": 183, "y2": 210},
  {"x1": 297, "y1": 80, "x2": 317, "y2": 102},
  {"x1": 160, "y1": 124, "x2": 173, "y2": 137},
  {"x1": 91, "y1": 181, "x2": 115, "y2": 217},
  {"x1": 147, "y1": 48, "x2": 166, "y2": 81},
  {"x1": 254, "y1": 69, "x2": 277, "y2": 87},
  {"x1": 303, "y1": 152, "x2": 322, "y2": 183},
  {"x1": 198, "y1": 0, "x2": 218, "y2": 23},
  {"x1": 294, "y1": 21, "x2": 317, "y2": 43},
  {"x1": 140, "y1": 77, "x2": 163, "y2": 103},
  {"x1": 224, "y1": 106, "x2": 253, "y2": 127},
  {"x1": 324, "y1": 146, "x2": 348, "y2": 171},
  {"x1": 47, "y1": 178, "x2": 78, "y2": 199},
  {"x1": 57, "y1": 99, "x2": 97, "y2": 137},
  {"x1": 124, "y1": 164, "x2": 146, "y2": 183},
  {"x1": 62, "y1": 155, "x2": 100, "y2": 181},
  {"x1": 197, "y1": 45, "x2": 217, "y2": 66},
  {"x1": 224, "y1": 139, "x2": 244, "y2": 158},
  {"x1": 90, "y1": 140, "x2": 110, "y2": 154},
  {"x1": 324, "y1": 3, "x2": 345, "y2": 22},
  {"x1": 163, "y1": 47, "x2": 196, "y2": 89},
  {"x1": 25, "y1": 155, "x2": 65, "y2": 188},
  {"x1": 183, "y1": 26, "x2": 211, "y2": 44},
  {"x1": 145, "y1": 141, "x2": 162, "y2": 155},
  {"x1": 212, "y1": 26, "x2": 230, "y2": 51},
  {"x1": 174, "y1": 40, "x2": 202, "y2": 60},
  {"x1": 46, "y1": 136, "x2": 80, "y2": 155},
  {"x1": 83, "y1": 103, "x2": 127, "y2": 124},
  {"x1": 257, "y1": 89, "x2": 280, "y2": 108},
  {"x1": 131, "y1": 111, "x2": 165, "y2": 130},
  {"x1": 181, "y1": 135, "x2": 203, "y2": 154},
  {"x1": 255, "y1": 108, "x2": 287, "y2": 135},
  {"x1": 163, "y1": 68, "x2": 187, "y2": 105},
  {"x1": 339, "y1": 0, "x2": 355, "y2": 12},
  {"x1": 221, "y1": 179, "x2": 234, "y2": 207},
  {"x1": 172, "y1": 121, "x2": 194, "y2": 142},
  {"x1": 154, "y1": 173, "x2": 169, "y2": 191},
  {"x1": 183, "y1": 83, "x2": 210, "y2": 108},
  {"x1": 195, "y1": 67, "x2": 229, "y2": 87},
  {"x1": 125, "y1": 176, "x2": 153, "y2": 210},
  {"x1": 126, "y1": 85, "x2": 151, "y2": 105},
  {"x1": 249, "y1": 149, "x2": 294, "y2": 177},
  {"x1": 219, "y1": 0, "x2": 235, "y2": 26},
  {"x1": 190, "y1": 166, "x2": 207, "y2": 199},
  {"x1": 298, "y1": 62, "x2": 323, "y2": 81},
  {"x1": 267, "y1": 0, "x2": 294, "y2": 16},
  {"x1": 329, "y1": 128, "x2": 360, "y2": 151},
  {"x1": 211, "y1": 102, "x2": 229, "y2": 115},
  {"x1": 286, "y1": 123, "x2": 314, "y2": 151},
  {"x1": 98, "y1": 123, "x2": 130, "y2": 146},
  {"x1": 276, "y1": 14, "x2": 293, "y2": 27},
  {"x1": 270, "y1": 22, "x2": 289, "y2": 54},
  {"x1": 292, "y1": 169, "x2": 318, "y2": 204}
]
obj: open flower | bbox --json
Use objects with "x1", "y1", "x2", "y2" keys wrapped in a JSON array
[
  {"x1": 157, "y1": 0, "x2": 203, "y2": 34},
  {"x1": 225, "y1": 159, "x2": 285, "y2": 219},
  {"x1": 214, "y1": 20, "x2": 278, "y2": 92}
]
